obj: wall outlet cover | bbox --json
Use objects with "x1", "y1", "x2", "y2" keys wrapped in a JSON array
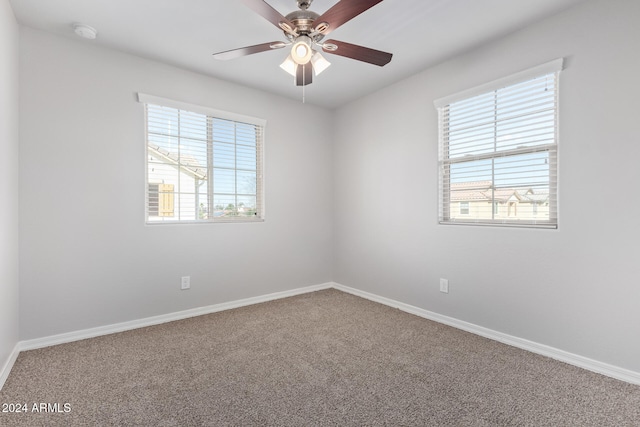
[{"x1": 440, "y1": 278, "x2": 449, "y2": 293}]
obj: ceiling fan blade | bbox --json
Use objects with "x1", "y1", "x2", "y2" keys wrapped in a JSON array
[
  {"x1": 296, "y1": 63, "x2": 313, "y2": 86},
  {"x1": 213, "y1": 42, "x2": 285, "y2": 60},
  {"x1": 322, "y1": 39, "x2": 392, "y2": 66},
  {"x1": 313, "y1": 0, "x2": 384, "y2": 36},
  {"x1": 240, "y1": 0, "x2": 297, "y2": 35}
]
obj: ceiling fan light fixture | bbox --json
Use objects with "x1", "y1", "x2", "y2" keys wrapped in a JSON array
[
  {"x1": 311, "y1": 51, "x2": 330, "y2": 75},
  {"x1": 280, "y1": 55, "x2": 297, "y2": 77},
  {"x1": 291, "y1": 36, "x2": 313, "y2": 65}
]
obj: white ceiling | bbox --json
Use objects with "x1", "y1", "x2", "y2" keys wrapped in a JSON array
[{"x1": 10, "y1": 0, "x2": 587, "y2": 109}]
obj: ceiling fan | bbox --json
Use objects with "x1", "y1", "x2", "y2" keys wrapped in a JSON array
[{"x1": 213, "y1": 0, "x2": 392, "y2": 86}]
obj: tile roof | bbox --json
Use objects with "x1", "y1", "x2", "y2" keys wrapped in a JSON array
[
  {"x1": 148, "y1": 144, "x2": 207, "y2": 180},
  {"x1": 450, "y1": 181, "x2": 548, "y2": 203}
]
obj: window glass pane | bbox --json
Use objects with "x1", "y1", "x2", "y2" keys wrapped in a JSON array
[
  {"x1": 237, "y1": 196, "x2": 257, "y2": 217},
  {"x1": 213, "y1": 141, "x2": 235, "y2": 169},
  {"x1": 213, "y1": 195, "x2": 237, "y2": 217},
  {"x1": 236, "y1": 145, "x2": 257, "y2": 171},
  {"x1": 177, "y1": 192, "x2": 197, "y2": 221},
  {"x1": 147, "y1": 105, "x2": 179, "y2": 137},
  {"x1": 494, "y1": 152, "x2": 550, "y2": 188},
  {"x1": 212, "y1": 118, "x2": 235, "y2": 143},
  {"x1": 236, "y1": 122, "x2": 257, "y2": 147},
  {"x1": 450, "y1": 159, "x2": 492, "y2": 183},
  {"x1": 196, "y1": 192, "x2": 209, "y2": 220},
  {"x1": 213, "y1": 168, "x2": 236, "y2": 195},
  {"x1": 237, "y1": 170, "x2": 257, "y2": 195}
]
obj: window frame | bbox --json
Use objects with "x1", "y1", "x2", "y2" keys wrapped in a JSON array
[
  {"x1": 434, "y1": 59, "x2": 563, "y2": 229},
  {"x1": 139, "y1": 93, "x2": 266, "y2": 224}
]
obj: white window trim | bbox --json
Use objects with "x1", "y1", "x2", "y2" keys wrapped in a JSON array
[
  {"x1": 138, "y1": 93, "x2": 266, "y2": 224},
  {"x1": 138, "y1": 93, "x2": 267, "y2": 129},
  {"x1": 434, "y1": 58, "x2": 564, "y2": 108},
  {"x1": 435, "y1": 59, "x2": 563, "y2": 229}
]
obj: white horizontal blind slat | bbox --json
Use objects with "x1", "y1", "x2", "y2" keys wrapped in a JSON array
[{"x1": 437, "y1": 65, "x2": 560, "y2": 228}]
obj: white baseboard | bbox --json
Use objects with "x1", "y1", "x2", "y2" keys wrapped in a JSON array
[
  {"x1": 331, "y1": 282, "x2": 640, "y2": 386},
  {"x1": 1, "y1": 282, "x2": 331, "y2": 390},
  {"x1": 19, "y1": 282, "x2": 333, "y2": 352},
  {"x1": 3, "y1": 281, "x2": 639, "y2": 390},
  {"x1": 0, "y1": 343, "x2": 20, "y2": 391}
]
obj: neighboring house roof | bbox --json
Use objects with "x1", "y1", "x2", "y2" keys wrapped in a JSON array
[
  {"x1": 450, "y1": 181, "x2": 491, "y2": 202},
  {"x1": 148, "y1": 144, "x2": 207, "y2": 180},
  {"x1": 520, "y1": 193, "x2": 549, "y2": 203},
  {"x1": 450, "y1": 181, "x2": 549, "y2": 204},
  {"x1": 487, "y1": 188, "x2": 521, "y2": 202}
]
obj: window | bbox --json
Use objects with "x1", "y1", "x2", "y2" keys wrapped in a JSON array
[
  {"x1": 460, "y1": 201, "x2": 469, "y2": 215},
  {"x1": 435, "y1": 59, "x2": 562, "y2": 228},
  {"x1": 139, "y1": 94, "x2": 264, "y2": 223}
]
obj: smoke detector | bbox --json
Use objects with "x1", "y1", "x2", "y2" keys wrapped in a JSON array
[{"x1": 73, "y1": 23, "x2": 97, "y2": 40}]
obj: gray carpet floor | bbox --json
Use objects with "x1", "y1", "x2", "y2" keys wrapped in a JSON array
[{"x1": 1, "y1": 289, "x2": 639, "y2": 426}]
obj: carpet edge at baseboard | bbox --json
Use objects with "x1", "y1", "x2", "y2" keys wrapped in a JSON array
[
  {"x1": 0, "y1": 342, "x2": 20, "y2": 391},
  {"x1": 17, "y1": 282, "x2": 334, "y2": 353},
  {"x1": 331, "y1": 282, "x2": 640, "y2": 387},
  {"x1": 4, "y1": 281, "x2": 639, "y2": 391}
]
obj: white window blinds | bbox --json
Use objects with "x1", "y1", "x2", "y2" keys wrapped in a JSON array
[
  {"x1": 435, "y1": 59, "x2": 562, "y2": 228},
  {"x1": 139, "y1": 94, "x2": 265, "y2": 223}
]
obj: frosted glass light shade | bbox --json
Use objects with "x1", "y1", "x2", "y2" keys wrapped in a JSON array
[
  {"x1": 291, "y1": 36, "x2": 313, "y2": 65},
  {"x1": 280, "y1": 55, "x2": 297, "y2": 77},
  {"x1": 311, "y1": 52, "x2": 331, "y2": 75}
]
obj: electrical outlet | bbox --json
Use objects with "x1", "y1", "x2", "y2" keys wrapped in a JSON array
[
  {"x1": 181, "y1": 276, "x2": 191, "y2": 290},
  {"x1": 440, "y1": 278, "x2": 449, "y2": 293}
]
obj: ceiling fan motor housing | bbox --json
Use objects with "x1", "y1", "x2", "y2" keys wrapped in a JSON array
[{"x1": 285, "y1": 9, "x2": 322, "y2": 39}]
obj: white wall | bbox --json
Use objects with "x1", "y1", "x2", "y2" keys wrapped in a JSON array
[
  {"x1": 333, "y1": 0, "x2": 640, "y2": 373},
  {"x1": 0, "y1": 0, "x2": 19, "y2": 380},
  {"x1": 18, "y1": 27, "x2": 334, "y2": 340}
]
